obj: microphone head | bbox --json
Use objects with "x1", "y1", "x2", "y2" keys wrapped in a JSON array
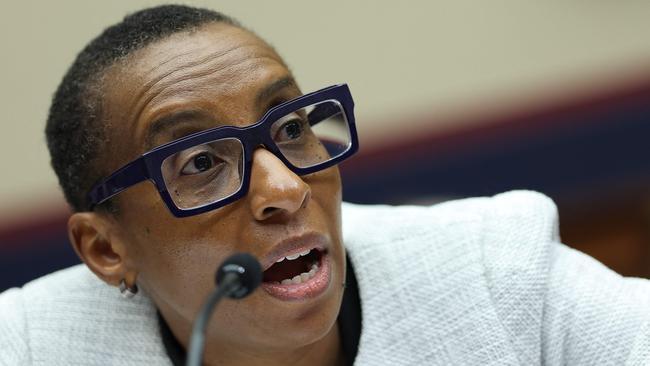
[{"x1": 216, "y1": 253, "x2": 262, "y2": 299}]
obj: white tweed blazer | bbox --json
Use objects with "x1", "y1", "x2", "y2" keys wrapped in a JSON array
[{"x1": 1, "y1": 191, "x2": 649, "y2": 365}]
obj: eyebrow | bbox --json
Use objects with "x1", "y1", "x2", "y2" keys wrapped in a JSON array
[
  {"x1": 255, "y1": 76, "x2": 297, "y2": 106},
  {"x1": 144, "y1": 109, "x2": 215, "y2": 150},
  {"x1": 143, "y1": 76, "x2": 298, "y2": 150}
]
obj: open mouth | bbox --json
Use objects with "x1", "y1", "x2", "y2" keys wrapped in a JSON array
[{"x1": 263, "y1": 248, "x2": 324, "y2": 285}]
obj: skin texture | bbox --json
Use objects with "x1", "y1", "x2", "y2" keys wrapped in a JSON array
[{"x1": 67, "y1": 23, "x2": 346, "y2": 366}]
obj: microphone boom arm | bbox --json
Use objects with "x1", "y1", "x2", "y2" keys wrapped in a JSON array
[{"x1": 186, "y1": 272, "x2": 239, "y2": 366}]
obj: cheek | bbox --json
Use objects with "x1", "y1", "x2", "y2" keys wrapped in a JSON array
[
  {"x1": 306, "y1": 167, "x2": 345, "y2": 271},
  {"x1": 116, "y1": 166, "x2": 345, "y2": 325},
  {"x1": 308, "y1": 167, "x2": 342, "y2": 204},
  {"x1": 130, "y1": 225, "x2": 240, "y2": 320},
  {"x1": 141, "y1": 239, "x2": 229, "y2": 314},
  {"x1": 308, "y1": 167, "x2": 343, "y2": 230},
  {"x1": 117, "y1": 191, "x2": 246, "y2": 317}
]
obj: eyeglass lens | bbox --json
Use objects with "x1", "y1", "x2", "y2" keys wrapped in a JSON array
[{"x1": 160, "y1": 99, "x2": 352, "y2": 210}]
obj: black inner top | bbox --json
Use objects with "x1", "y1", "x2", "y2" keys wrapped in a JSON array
[{"x1": 158, "y1": 254, "x2": 362, "y2": 366}]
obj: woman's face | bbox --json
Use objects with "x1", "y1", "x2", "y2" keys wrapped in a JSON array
[{"x1": 96, "y1": 23, "x2": 346, "y2": 354}]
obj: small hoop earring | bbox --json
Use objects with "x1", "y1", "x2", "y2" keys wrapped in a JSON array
[{"x1": 119, "y1": 279, "x2": 138, "y2": 299}]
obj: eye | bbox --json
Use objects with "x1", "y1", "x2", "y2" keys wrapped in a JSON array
[
  {"x1": 181, "y1": 152, "x2": 219, "y2": 175},
  {"x1": 278, "y1": 119, "x2": 304, "y2": 141}
]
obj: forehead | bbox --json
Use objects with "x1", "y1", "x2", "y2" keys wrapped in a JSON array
[{"x1": 99, "y1": 22, "x2": 294, "y2": 166}]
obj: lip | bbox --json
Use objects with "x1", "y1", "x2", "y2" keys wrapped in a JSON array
[
  {"x1": 261, "y1": 251, "x2": 331, "y2": 301},
  {"x1": 260, "y1": 232, "x2": 329, "y2": 271},
  {"x1": 259, "y1": 232, "x2": 332, "y2": 301}
]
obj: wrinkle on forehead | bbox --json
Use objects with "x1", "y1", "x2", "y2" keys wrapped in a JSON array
[
  {"x1": 131, "y1": 42, "x2": 265, "y2": 110},
  {"x1": 100, "y1": 23, "x2": 289, "y2": 161},
  {"x1": 136, "y1": 49, "x2": 280, "y2": 116},
  {"x1": 130, "y1": 51, "x2": 285, "y2": 144}
]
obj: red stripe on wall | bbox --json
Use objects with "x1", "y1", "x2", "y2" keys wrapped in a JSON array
[
  {"x1": 342, "y1": 76, "x2": 650, "y2": 174},
  {"x1": 0, "y1": 211, "x2": 68, "y2": 251}
]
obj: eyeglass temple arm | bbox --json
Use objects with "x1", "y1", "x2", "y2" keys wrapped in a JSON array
[{"x1": 87, "y1": 158, "x2": 149, "y2": 209}]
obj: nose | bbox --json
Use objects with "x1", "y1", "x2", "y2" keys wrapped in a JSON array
[{"x1": 248, "y1": 148, "x2": 311, "y2": 221}]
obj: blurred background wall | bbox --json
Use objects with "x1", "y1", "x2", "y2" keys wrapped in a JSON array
[{"x1": 1, "y1": 1, "x2": 650, "y2": 290}]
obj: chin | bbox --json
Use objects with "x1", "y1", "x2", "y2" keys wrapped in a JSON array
[{"x1": 241, "y1": 247, "x2": 345, "y2": 349}]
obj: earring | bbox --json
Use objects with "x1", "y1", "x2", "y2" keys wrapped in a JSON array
[{"x1": 119, "y1": 279, "x2": 138, "y2": 299}]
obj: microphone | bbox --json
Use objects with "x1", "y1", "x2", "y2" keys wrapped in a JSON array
[{"x1": 186, "y1": 253, "x2": 262, "y2": 366}]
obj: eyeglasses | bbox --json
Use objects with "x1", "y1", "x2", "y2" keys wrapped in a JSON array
[{"x1": 88, "y1": 84, "x2": 358, "y2": 217}]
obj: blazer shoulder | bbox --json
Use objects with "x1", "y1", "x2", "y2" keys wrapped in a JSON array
[
  {"x1": 478, "y1": 191, "x2": 560, "y2": 362},
  {"x1": 341, "y1": 191, "x2": 559, "y2": 364},
  {"x1": 1, "y1": 265, "x2": 169, "y2": 364},
  {"x1": 341, "y1": 190, "x2": 558, "y2": 242},
  {"x1": 0, "y1": 264, "x2": 95, "y2": 364},
  {"x1": 0, "y1": 287, "x2": 31, "y2": 364},
  {"x1": 479, "y1": 190, "x2": 560, "y2": 275}
]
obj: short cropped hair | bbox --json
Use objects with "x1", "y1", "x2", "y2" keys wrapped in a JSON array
[{"x1": 45, "y1": 5, "x2": 238, "y2": 212}]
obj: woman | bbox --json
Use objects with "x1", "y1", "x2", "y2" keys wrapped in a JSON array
[{"x1": 1, "y1": 5, "x2": 649, "y2": 366}]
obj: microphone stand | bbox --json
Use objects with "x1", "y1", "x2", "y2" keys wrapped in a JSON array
[
  {"x1": 185, "y1": 253, "x2": 262, "y2": 366},
  {"x1": 186, "y1": 273, "x2": 238, "y2": 366}
]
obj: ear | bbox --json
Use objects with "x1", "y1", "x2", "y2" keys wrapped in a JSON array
[{"x1": 67, "y1": 212, "x2": 136, "y2": 288}]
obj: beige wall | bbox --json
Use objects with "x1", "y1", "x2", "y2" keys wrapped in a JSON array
[{"x1": 1, "y1": 1, "x2": 650, "y2": 220}]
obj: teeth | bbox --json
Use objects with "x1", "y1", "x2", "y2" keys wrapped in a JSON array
[
  {"x1": 274, "y1": 261, "x2": 320, "y2": 285},
  {"x1": 275, "y1": 249, "x2": 313, "y2": 263}
]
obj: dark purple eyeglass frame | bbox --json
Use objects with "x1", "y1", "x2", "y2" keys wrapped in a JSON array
[{"x1": 87, "y1": 83, "x2": 358, "y2": 218}]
